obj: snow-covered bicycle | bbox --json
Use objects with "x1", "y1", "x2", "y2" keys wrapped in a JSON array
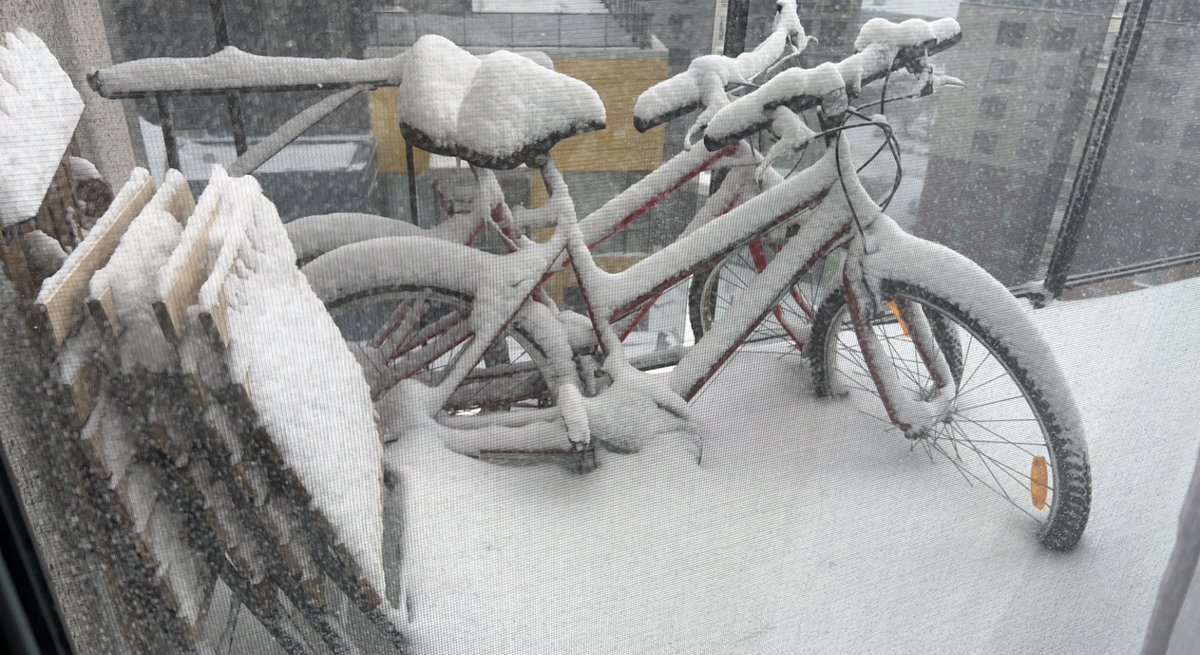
[{"x1": 303, "y1": 15, "x2": 1091, "y2": 551}]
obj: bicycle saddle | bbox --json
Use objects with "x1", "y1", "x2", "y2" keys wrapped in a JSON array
[{"x1": 398, "y1": 35, "x2": 605, "y2": 170}]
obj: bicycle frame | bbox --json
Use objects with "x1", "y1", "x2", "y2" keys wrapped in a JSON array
[{"x1": 392, "y1": 131, "x2": 891, "y2": 408}]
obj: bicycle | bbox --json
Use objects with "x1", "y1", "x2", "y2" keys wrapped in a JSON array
[{"x1": 302, "y1": 15, "x2": 1091, "y2": 551}]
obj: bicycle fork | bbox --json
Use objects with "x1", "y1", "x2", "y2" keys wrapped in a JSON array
[{"x1": 839, "y1": 243, "x2": 956, "y2": 439}]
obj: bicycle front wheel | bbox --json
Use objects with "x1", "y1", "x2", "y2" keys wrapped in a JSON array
[{"x1": 808, "y1": 279, "x2": 1091, "y2": 551}]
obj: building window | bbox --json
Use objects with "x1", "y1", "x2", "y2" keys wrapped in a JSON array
[
  {"x1": 1044, "y1": 27, "x2": 1076, "y2": 52},
  {"x1": 1040, "y1": 65, "x2": 1067, "y2": 90},
  {"x1": 1148, "y1": 78, "x2": 1180, "y2": 105},
  {"x1": 1137, "y1": 119, "x2": 1167, "y2": 144},
  {"x1": 1182, "y1": 125, "x2": 1200, "y2": 149},
  {"x1": 1168, "y1": 162, "x2": 1198, "y2": 186},
  {"x1": 980, "y1": 96, "x2": 1008, "y2": 119},
  {"x1": 1161, "y1": 38, "x2": 1194, "y2": 65},
  {"x1": 1016, "y1": 139, "x2": 1045, "y2": 160},
  {"x1": 1023, "y1": 101, "x2": 1057, "y2": 127},
  {"x1": 995, "y1": 21, "x2": 1026, "y2": 47},
  {"x1": 1130, "y1": 157, "x2": 1156, "y2": 181},
  {"x1": 987, "y1": 59, "x2": 1017, "y2": 84},
  {"x1": 972, "y1": 131, "x2": 999, "y2": 155}
]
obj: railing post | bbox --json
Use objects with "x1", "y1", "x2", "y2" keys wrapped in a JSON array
[
  {"x1": 209, "y1": 0, "x2": 249, "y2": 156},
  {"x1": 156, "y1": 93, "x2": 181, "y2": 172},
  {"x1": 405, "y1": 141, "x2": 419, "y2": 226},
  {"x1": 1043, "y1": 0, "x2": 1153, "y2": 299},
  {"x1": 723, "y1": 0, "x2": 750, "y2": 57}
]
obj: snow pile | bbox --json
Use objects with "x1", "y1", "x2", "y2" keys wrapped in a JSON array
[
  {"x1": 633, "y1": 0, "x2": 805, "y2": 131},
  {"x1": 391, "y1": 276, "x2": 1200, "y2": 653},
  {"x1": 91, "y1": 46, "x2": 409, "y2": 96},
  {"x1": 399, "y1": 35, "x2": 604, "y2": 168},
  {"x1": 0, "y1": 29, "x2": 85, "y2": 227},
  {"x1": 206, "y1": 173, "x2": 388, "y2": 597},
  {"x1": 90, "y1": 170, "x2": 192, "y2": 374},
  {"x1": 37, "y1": 169, "x2": 155, "y2": 307}
]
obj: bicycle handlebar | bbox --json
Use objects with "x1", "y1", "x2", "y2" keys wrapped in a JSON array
[
  {"x1": 632, "y1": 0, "x2": 807, "y2": 133},
  {"x1": 704, "y1": 17, "x2": 961, "y2": 151}
]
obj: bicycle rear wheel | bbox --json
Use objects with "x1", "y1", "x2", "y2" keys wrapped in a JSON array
[
  {"x1": 325, "y1": 285, "x2": 554, "y2": 413},
  {"x1": 689, "y1": 240, "x2": 844, "y2": 348},
  {"x1": 808, "y1": 279, "x2": 1091, "y2": 551}
]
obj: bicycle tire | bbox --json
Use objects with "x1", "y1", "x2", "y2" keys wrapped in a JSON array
[
  {"x1": 688, "y1": 241, "x2": 845, "y2": 347},
  {"x1": 807, "y1": 277, "x2": 1091, "y2": 551},
  {"x1": 322, "y1": 284, "x2": 555, "y2": 413}
]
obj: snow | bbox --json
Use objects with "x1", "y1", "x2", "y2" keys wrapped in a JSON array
[
  {"x1": 211, "y1": 177, "x2": 388, "y2": 599},
  {"x1": 284, "y1": 213, "x2": 426, "y2": 264},
  {"x1": 90, "y1": 170, "x2": 191, "y2": 374},
  {"x1": 0, "y1": 29, "x2": 85, "y2": 227},
  {"x1": 399, "y1": 36, "x2": 604, "y2": 168},
  {"x1": 91, "y1": 46, "x2": 408, "y2": 96},
  {"x1": 37, "y1": 169, "x2": 155, "y2": 307},
  {"x1": 633, "y1": 1, "x2": 805, "y2": 131},
  {"x1": 472, "y1": 0, "x2": 607, "y2": 13},
  {"x1": 397, "y1": 36, "x2": 481, "y2": 155},
  {"x1": 457, "y1": 50, "x2": 604, "y2": 167},
  {"x1": 388, "y1": 276, "x2": 1200, "y2": 654},
  {"x1": 23, "y1": 230, "x2": 67, "y2": 278},
  {"x1": 853, "y1": 17, "x2": 960, "y2": 53}
]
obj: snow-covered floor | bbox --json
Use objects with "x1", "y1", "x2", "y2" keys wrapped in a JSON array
[{"x1": 391, "y1": 276, "x2": 1200, "y2": 654}]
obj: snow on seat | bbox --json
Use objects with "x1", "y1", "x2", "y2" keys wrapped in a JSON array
[{"x1": 398, "y1": 35, "x2": 604, "y2": 169}]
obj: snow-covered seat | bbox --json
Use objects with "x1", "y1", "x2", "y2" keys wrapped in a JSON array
[{"x1": 398, "y1": 35, "x2": 605, "y2": 169}]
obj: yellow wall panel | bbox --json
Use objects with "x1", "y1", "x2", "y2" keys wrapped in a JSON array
[{"x1": 368, "y1": 86, "x2": 429, "y2": 173}]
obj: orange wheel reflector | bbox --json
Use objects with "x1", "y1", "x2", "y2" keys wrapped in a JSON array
[
  {"x1": 886, "y1": 301, "x2": 911, "y2": 337},
  {"x1": 1030, "y1": 456, "x2": 1049, "y2": 510}
]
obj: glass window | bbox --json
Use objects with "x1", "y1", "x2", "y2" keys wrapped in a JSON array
[
  {"x1": 987, "y1": 59, "x2": 1018, "y2": 84},
  {"x1": 1168, "y1": 161, "x2": 1199, "y2": 186},
  {"x1": 1044, "y1": 26, "x2": 1077, "y2": 52},
  {"x1": 1148, "y1": 77, "x2": 1180, "y2": 104},
  {"x1": 972, "y1": 130, "x2": 999, "y2": 155},
  {"x1": 1160, "y1": 37, "x2": 1194, "y2": 65},
  {"x1": 1016, "y1": 138, "x2": 1046, "y2": 159},
  {"x1": 1130, "y1": 156, "x2": 1157, "y2": 181},
  {"x1": 1137, "y1": 119, "x2": 1167, "y2": 144},
  {"x1": 995, "y1": 21, "x2": 1027, "y2": 47},
  {"x1": 1182, "y1": 125, "x2": 1200, "y2": 149},
  {"x1": 980, "y1": 96, "x2": 1008, "y2": 119}
]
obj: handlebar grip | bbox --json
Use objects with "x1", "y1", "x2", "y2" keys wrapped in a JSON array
[{"x1": 703, "y1": 17, "x2": 961, "y2": 151}]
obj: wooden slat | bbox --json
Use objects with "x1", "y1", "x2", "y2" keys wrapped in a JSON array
[
  {"x1": 35, "y1": 173, "x2": 155, "y2": 346},
  {"x1": 87, "y1": 285, "x2": 121, "y2": 338},
  {"x1": 154, "y1": 199, "x2": 221, "y2": 344}
]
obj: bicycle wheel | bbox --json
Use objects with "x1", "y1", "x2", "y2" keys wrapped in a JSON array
[
  {"x1": 807, "y1": 279, "x2": 1091, "y2": 551},
  {"x1": 324, "y1": 285, "x2": 554, "y2": 413},
  {"x1": 689, "y1": 240, "x2": 844, "y2": 348}
]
